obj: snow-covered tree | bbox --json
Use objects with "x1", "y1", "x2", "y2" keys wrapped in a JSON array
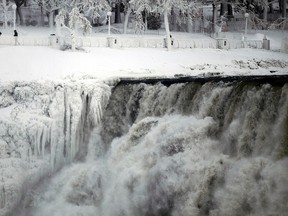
[
  {"x1": 68, "y1": 0, "x2": 111, "y2": 24},
  {"x1": 155, "y1": 0, "x2": 190, "y2": 50},
  {"x1": 234, "y1": 0, "x2": 283, "y2": 30},
  {"x1": 173, "y1": 0, "x2": 202, "y2": 32},
  {"x1": 55, "y1": 8, "x2": 92, "y2": 51},
  {"x1": 69, "y1": 7, "x2": 92, "y2": 36},
  {"x1": 31, "y1": 0, "x2": 110, "y2": 28},
  {"x1": 14, "y1": 0, "x2": 27, "y2": 25},
  {"x1": 133, "y1": 12, "x2": 146, "y2": 33},
  {"x1": 122, "y1": 0, "x2": 133, "y2": 34},
  {"x1": 30, "y1": 0, "x2": 63, "y2": 28},
  {"x1": 1, "y1": 0, "x2": 28, "y2": 28},
  {"x1": 128, "y1": 0, "x2": 155, "y2": 34},
  {"x1": 127, "y1": 0, "x2": 200, "y2": 50},
  {"x1": 0, "y1": 0, "x2": 9, "y2": 28},
  {"x1": 55, "y1": 9, "x2": 66, "y2": 35}
]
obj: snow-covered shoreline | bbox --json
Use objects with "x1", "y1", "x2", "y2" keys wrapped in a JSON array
[{"x1": 0, "y1": 46, "x2": 287, "y2": 83}]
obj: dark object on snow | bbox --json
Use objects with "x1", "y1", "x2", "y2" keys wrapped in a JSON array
[
  {"x1": 13, "y1": 30, "x2": 20, "y2": 45},
  {"x1": 0, "y1": 32, "x2": 2, "y2": 36},
  {"x1": 14, "y1": 30, "x2": 18, "y2": 37}
]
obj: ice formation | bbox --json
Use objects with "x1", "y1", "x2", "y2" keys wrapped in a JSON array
[
  {"x1": 0, "y1": 80, "x2": 111, "y2": 216},
  {"x1": 1, "y1": 80, "x2": 288, "y2": 216}
]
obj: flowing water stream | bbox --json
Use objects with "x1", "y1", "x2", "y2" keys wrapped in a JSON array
[{"x1": 14, "y1": 80, "x2": 288, "y2": 216}]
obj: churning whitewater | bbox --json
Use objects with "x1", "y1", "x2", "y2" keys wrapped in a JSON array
[{"x1": 15, "y1": 81, "x2": 288, "y2": 216}]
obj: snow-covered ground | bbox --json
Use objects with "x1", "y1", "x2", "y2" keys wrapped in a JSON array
[
  {"x1": 0, "y1": 29, "x2": 287, "y2": 82},
  {"x1": 0, "y1": 46, "x2": 287, "y2": 82}
]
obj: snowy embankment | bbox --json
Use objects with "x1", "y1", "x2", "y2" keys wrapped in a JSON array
[{"x1": 0, "y1": 46, "x2": 287, "y2": 82}]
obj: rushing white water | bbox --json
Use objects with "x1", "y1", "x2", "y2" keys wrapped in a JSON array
[{"x1": 12, "y1": 81, "x2": 288, "y2": 216}]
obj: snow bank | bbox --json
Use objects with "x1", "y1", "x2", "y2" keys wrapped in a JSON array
[{"x1": 0, "y1": 46, "x2": 287, "y2": 82}]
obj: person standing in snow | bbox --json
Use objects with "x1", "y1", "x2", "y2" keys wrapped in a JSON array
[{"x1": 14, "y1": 30, "x2": 20, "y2": 45}]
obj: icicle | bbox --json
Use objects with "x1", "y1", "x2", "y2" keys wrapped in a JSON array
[
  {"x1": 50, "y1": 121, "x2": 56, "y2": 171},
  {"x1": 0, "y1": 185, "x2": 5, "y2": 209},
  {"x1": 41, "y1": 127, "x2": 46, "y2": 158}
]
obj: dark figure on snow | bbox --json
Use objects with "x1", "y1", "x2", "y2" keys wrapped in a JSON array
[
  {"x1": 14, "y1": 30, "x2": 18, "y2": 37},
  {"x1": 0, "y1": 32, "x2": 2, "y2": 36},
  {"x1": 14, "y1": 30, "x2": 20, "y2": 45}
]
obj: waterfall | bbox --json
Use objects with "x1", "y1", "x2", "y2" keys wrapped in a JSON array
[
  {"x1": 4, "y1": 80, "x2": 288, "y2": 216},
  {"x1": 101, "y1": 81, "x2": 288, "y2": 159}
]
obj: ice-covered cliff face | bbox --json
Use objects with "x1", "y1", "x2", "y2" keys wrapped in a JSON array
[
  {"x1": 0, "y1": 80, "x2": 111, "y2": 216},
  {"x1": 3, "y1": 80, "x2": 288, "y2": 216}
]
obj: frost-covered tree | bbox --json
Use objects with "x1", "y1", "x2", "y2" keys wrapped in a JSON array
[
  {"x1": 55, "y1": 9, "x2": 66, "y2": 35},
  {"x1": 14, "y1": 0, "x2": 27, "y2": 25},
  {"x1": 208, "y1": 0, "x2": 236, "y2": 33},
  {"x1": 31, "y1": 0, "x2": 110, "y2": 28},
  {"x1": 122, "y1": 0, "x2": 133, "y2": 34},
  {"x1": 133, "y1": 12, "x2": 146, "y2": 33},
  {"x1": 69, "y1": 7, "x2": 92, "y2": 36},
  {"x1": 69, "y1": 7, "x2": 91, "y2": 50},
  {"x1": 234, "y1": 0, "x2": 282, "y2": 30},
  {"x1": 128, "y1": 0, "x2": 154, "y2": 34},
  {"x1": 0, "y1": 0, "x2": 9, "y2": 28},
  {"x1": 210, "y1": 0, "x2": 222, "y2": 33},
  {"x1": 155, "y1": 0, "x2": 190, "y2": 50},
  {"x1": 128, "y1": 0, "x2": 199, "y2": 50},
  {"x1": 68, "y1": 0, "x2": 111, "y2": 24},
  {"x1": 55, "y1": 8, "x2": 92, "y2": 50},
  {"x1": 173, "y1": 0, "x2": 201, "y2": 32},
  {"x1": 1, "y1": 0, "x2": 27, "y2": 27},
  {"x1": 30, "y1": 0, "x2": 63, "y2": 28}
]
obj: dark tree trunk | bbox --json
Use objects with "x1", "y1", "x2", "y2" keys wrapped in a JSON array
[
  {"x1": 14, "y1": 0, "x2": 26, "y2": 25},
  {"x1": 16, "y1": 7, "x2": 24, "y2": 25},
  {"x1": 41, "y1": 6, "x2": 45, "y2": 26},
  {"x1": 171, "y1": 8, "x2": 177, "y2": 31},
  {"x1": 220, "y1": 3, "x2": 228, "y2": 16},
  {"x1": 269, "y1": 0, "x2": 273, "y2": 13},
  {"x1": 279, "y1": 0, "x2": 283, "y2": 14},
  {"x1": 282, "y1": 0, "x2": 287, "y2": 18},
  {"x1": 282, "y1": 0, "x2": 287, "y2": 30},
  {"x1": 227, "y1": 4, "x2": 233, "y2": 18},
  {"x1": 212, "y1": 3, "x2": 217, "y2": 33},
  {"x1": 114, "y1": 3, "x2": 121, "y2": 23}
]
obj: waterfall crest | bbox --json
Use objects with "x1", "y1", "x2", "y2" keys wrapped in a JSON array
[{"x1": 102, "y1": 82, "x2": 288, "y2": 159}]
